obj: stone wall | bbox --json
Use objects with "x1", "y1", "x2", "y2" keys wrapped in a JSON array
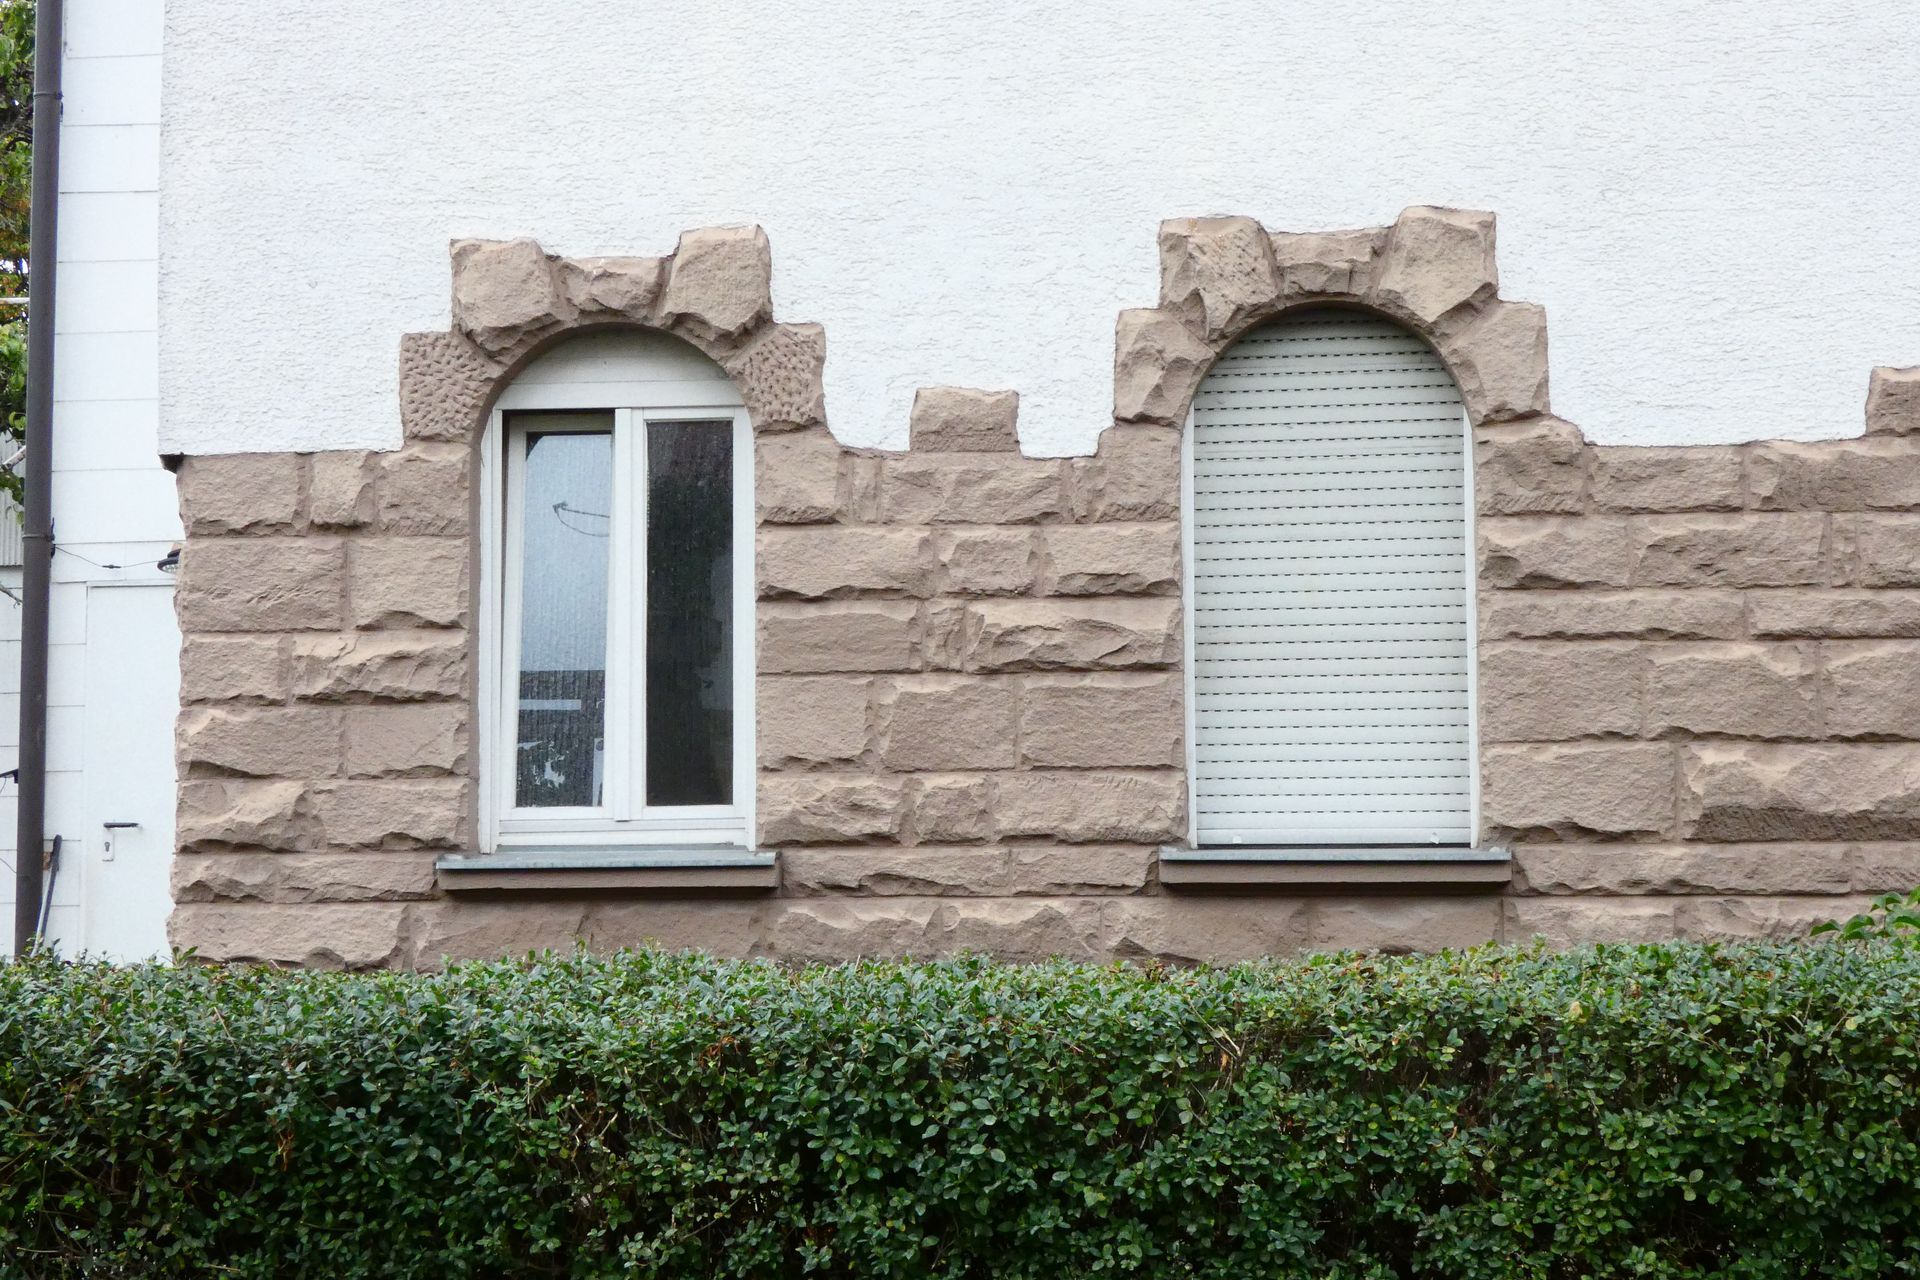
[{"x1": 166, "y1": 211, "x2": 1920, "y2": 968}]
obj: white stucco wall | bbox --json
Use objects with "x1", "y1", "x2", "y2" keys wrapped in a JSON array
[{"x1": 159, "y1": 0, "x2": 1920, "y2": 458}]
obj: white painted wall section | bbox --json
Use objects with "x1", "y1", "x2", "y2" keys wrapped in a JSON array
[
  {"x1": 2, "y1": 0, "x2": 180, "y2": 958},
  {"x1": 159, "y1": 0, "x2": 1920, "y2": 458}
]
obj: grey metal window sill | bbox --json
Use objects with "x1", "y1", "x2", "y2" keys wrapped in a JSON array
[
  {"x1": 436, "y1": 848, "x2": 778, "y2": 894},
  {"x1": 1158, "y1": 846, "x2": 1511, "y2": 890}
]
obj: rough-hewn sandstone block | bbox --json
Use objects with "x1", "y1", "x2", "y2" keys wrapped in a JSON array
[
  {"x1": 1646, "y1": 643, "x2": 1819, "y2": 739},
  {"x1": 1272, "y1": 226, "x2": 1384, "y2": 298},
  {"x1": 756, "y1": 429, "x2": 845, "y2": 524},
  {"x1": 1474, "y1": 417, "x2": 1585, "y2": 515},
  {"x1": 451, "y1": 238, "x2": 573, "y2": 358},
  {"x1": 179, "y1": 707, "x2": 343, "y2": 779},
  {"x1": 410, "y1": 901, "x2": 591, "y2": 967},
  {"x1": 759, "y1": 676, "x2": 871, "y2": 767},
  {"x1": 173, "y1": 852, "x2": 438, "y2": 904},
  {"x1": 1866, "y1": 366, "x2": 1920, "y2": 436},
  {"x1": 1680, "y1": 743, "x2": 1920, "y2": 841},
  {"x1": 768, "y1": 897, "x2": 1107, "y2": 964},
  {"x1": 1303, "y1": 897, "x2": 1504, "y2": 954},
  {"x1": 1479, "y1": 518, "x2": 1633, "y2": 588},
  {"x1": 376, "y1": 442, "x2": 470, "y2": 536},
  {"x1": 1019, "y1": 674, "x2": 1182, "y2": 768},
  {"x1": 1371, "y1": 206, "x2": 1496, "y2": 323},
  {"x1": 910, "y1": 775, "x2": 995, "y2": 842},
  {"x1": 1072, "y1": 425, "x2": 1181, "y2": 522},
  {"x1": 1469, "y1": 513, "x2": 1836, "y2": 591},
  {"x1": 1851, "y1": 843, "x2": 1920, "y2": 891},
  {"x1": 937, "y1": 528, "x2": 1035, "y2": 595},
  {"x1": 1477, "y1": 642, "x2": 1642, "y2": 741},
  {"x1": 1747, "y1": 590, "x2": 1920, "y2": 638},
  {"x1": 880, "y1": 455, "x2": 1066, "y2": 525},
  {"x1": 759, "y1": 600, "x2": 918, "y2": 674},
  {"x1": 1481, "y1": 742, "x2": 1674, "y2": 839},
  {"x1": 176, "y1": 453, "x2": 303, "y2": 535},
  {"x1": 1504, "y1": 897, "x2": 1679, "y2": 948},
  {"x1": 842, "y1": 455, "x2": 885, "y2": 522},
  {"x1": 1631, "y1": 514, "x2": 1827, "y2": 588},
  {"x1": 910, "y1": 387, "x2": 1019, "y2": 452},
  {"x1": 555, "y1": 254, "x2": 666, "y2": 320},
  {"x1": 177, "y1": 538, "x2": 345, "y2": 632},
  {"x1": 1480, "y1": 589, "x2": 1745, "y2": 640},
  {"x1": 660, "y1": 225, "x2": 772, "y2": 348},
  {"x1": 1822, "y1": 641, "x2": 1920, "y2": 738},
  {"x1": 307, "y1": 451, "x2": 375, "y2": 529},
  {"x1": 1113, "y1": 308, "x2": 1213, "y2": 426},
  {"x1": 171, "y1": 902, "x2": 409, "y2": 969},
  {"x1": 995, "y1": 771, "x2": 1184, "y2": 843},
  {"x1": 952, "y1": 598, "x2": 1181, "y2": 672},
  {"x1": 722, "y1": 322, "x2": 827, "y2": 431},
  {"x1": 181, "y1": 635, "x2": 288, "y2": 704},
  {"x1": 760, "y1": 776, "x2": 909, "y2": 844},
  {"x1": 1440, "y1": 299, "x2": 1548, "y2": 423},
  {"x1": 782, "y1": 847, "x2": 1009, "y2": 896},
  {"x1": 1589, "y1": 446, "x2": 1745, "y2": 513},
  {"x1": 757, "y1": 527, "x2": 937, "y2": 599},
  {"x1": 290, "y1": 631, "x2": 468, "y2": 702},
  {"x1": 880, "y1": 677, "x2": 1017, "y2": 770},
  {"x1": 309, "y1": 779, "x2": 469, "y2": 850},
  {"x1": 178, "y1": 779, "x2": 309, "y2": 851},
  {"x1": 1157, "y1": 215, "x2": 1280, "y2": 339},
  {"x1": 1515, "y1": 844, "x2": 1852, "y2": 896},
  {"x1": 1839, "y1": 515, "x2": 1920, "y2": 586},
  {"x1": 1750, "y1": 439, "x2": 1920, "y2": 511},
  {"x1": 1675, "y1": 895, "x2": 1882, "y2": 942},
  {"x1": 349, "y1": 538, "x2": 469, "y2": 628},
  {"x1": 1100, "y1": 897, "x2": 1315, "y2": 964},
  {"x1": 1039, "y1": 523, "x2": 1179, "y2": 595},
  {"x1": 343, "y1": 703, "x2": 469, "y2": 778},
  {"x1": 1007, "y1": 846, "x2": 1154, "y2": 895},
  {"x1": 398, "y1": 330, "x2": 501, "y2": 443}
]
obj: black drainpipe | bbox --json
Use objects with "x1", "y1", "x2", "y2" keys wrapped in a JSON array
[{"x1": 13, "y1": 0, "x2": 65, "y2": 955}]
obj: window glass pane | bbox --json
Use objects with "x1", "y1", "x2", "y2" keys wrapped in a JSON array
[
  {"x1": 514, "y1": 422, "x2": 614, "y2": 808},
  {"x1": 645, "y1": 419, "x2": 733, "y2": 807}
]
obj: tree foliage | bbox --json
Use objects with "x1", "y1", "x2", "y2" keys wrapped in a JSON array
[{"x1": 0, "y1": 1, "x2": 30, "y2": 506}]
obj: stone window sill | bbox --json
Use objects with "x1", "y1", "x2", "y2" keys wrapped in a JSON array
[
  {"x1": 1158, "y1": 846, "x2": 1511, "y2": 891},
  {"x1": 436, "y1": 848, "x2": 778, "y2": 895}
]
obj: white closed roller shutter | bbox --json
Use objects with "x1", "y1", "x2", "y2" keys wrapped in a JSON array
[{"x1": 1188, "y1": 307, "x2": 1473, "y2": 846}]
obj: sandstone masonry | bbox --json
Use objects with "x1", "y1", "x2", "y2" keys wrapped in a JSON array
[{"x1": 168, "y1": 212, "x2": 1920, "y2": 967}]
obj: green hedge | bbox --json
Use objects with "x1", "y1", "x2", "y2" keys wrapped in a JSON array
[{"x1": 2, "y1": 944, "x2": 1918, "y2": 1278}]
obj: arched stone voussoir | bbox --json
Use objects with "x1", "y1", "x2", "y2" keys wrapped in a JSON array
[
  {"x1": 1121, "y1": 204, "x2": 1550, "y2": 432},
  {"x1": 406, "y1": 225, "x2": 826, "y2": 442}
]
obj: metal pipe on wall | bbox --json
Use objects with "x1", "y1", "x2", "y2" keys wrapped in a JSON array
[{"x1": 13, "y1": 0, "x2": 66, "y2": 955}]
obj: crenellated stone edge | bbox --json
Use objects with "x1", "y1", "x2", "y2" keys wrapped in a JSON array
[
  {"x1": 1113, "y1": 205, "x2": 1916, "y2": 443},
  {"x1": 398, "y1": 226, "x2": 828, "y2": 442},
  {"x1": 166, "y1": 212, "x2": 1920, "y2": 970}
]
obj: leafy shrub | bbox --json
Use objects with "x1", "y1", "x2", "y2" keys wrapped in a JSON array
[
  {"x1": 1815, "y1": 888, "x2": 1920, "y2": 941},
  {"x1": 1, "y1": 943, "x2": 1917, "y2": 1278}
]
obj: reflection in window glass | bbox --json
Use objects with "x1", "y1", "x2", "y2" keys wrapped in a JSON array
[
  {"x1": 645, "y1": 420, "x2": 733, "y2": 806},
  {"x1": 514, "y1": 423, "x2": 613, "y2": 808}
]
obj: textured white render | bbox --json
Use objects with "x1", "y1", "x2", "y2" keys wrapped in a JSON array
[{"x1": 159, "y1": 0, "x2": 1920, "y2": 457}]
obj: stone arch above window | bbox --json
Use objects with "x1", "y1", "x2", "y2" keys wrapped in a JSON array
[
  {"x1": 1112, "y1": 206, "x2": 1550, "y2": 433},
  {"x1": 396, "y1": 227, "x2": 826, "y2": 448}
]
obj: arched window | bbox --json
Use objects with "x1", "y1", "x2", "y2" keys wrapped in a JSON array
[
  {"x1": 480, "y1": 330, "x2": 753, "y2": 851},
  {"x1": 1183, "y1": 307, "x2": 1475, "y2": 848}
]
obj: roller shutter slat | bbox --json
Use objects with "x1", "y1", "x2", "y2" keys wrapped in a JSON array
[{"x1": 1191, "y1": 308, "x2": 1472, "y2": 846}]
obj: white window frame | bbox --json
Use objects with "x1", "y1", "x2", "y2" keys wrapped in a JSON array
[
  {"x1": 1179, "y1": 403, "x2": 1481, "y2": 851},
  {"x1": 478, "y1": 377, "x2": 754, "y2": 854}
]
